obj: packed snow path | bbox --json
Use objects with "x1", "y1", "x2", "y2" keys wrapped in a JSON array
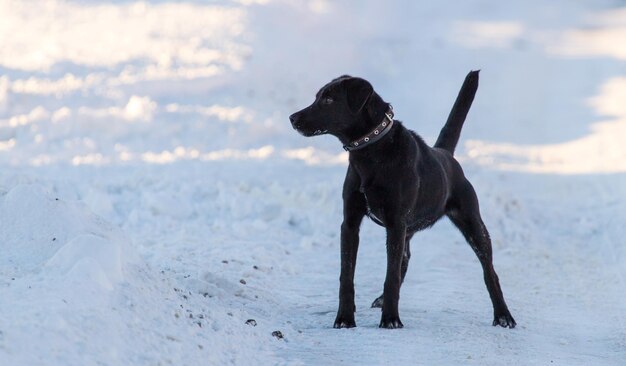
[{"x1": 1, "y1": 0, "x2": 625, "y2": 365}]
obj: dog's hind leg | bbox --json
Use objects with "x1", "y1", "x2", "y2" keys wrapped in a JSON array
[
  {"x1": 447, "y1": 180, "x2": 516, "y2": 328},
  {"x1": 371, "y1": 232, "x2": 412, "y2": 308}
]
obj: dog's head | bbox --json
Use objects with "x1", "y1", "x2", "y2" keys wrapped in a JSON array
[{"x1": 289, "y1": 75, "x2": 389, "y2": 143}]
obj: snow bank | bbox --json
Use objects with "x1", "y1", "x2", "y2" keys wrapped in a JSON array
[
  {"x1": 0, "y1": 184, "x2": 131, "y2": 280},
  {"x1": 45, "y1": 234, "x2": 125, "y2": 290},
  {"x1": 0, "y1": 181, "x2": 278, "y2": 365}
]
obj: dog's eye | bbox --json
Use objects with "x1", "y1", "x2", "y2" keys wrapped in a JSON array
[{"x1": 322, "y1": 97, "x2": 334, "y2": 105}]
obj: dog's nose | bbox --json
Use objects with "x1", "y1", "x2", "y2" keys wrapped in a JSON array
[{"x1": 289, "y1": 112, "x2": 299, "y2": 125}]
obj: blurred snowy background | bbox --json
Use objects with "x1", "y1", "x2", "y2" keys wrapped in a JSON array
[{"x1": 0, "y1": 0, "x2": 625, "y2": 365}]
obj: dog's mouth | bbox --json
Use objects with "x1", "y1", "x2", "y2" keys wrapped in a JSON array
[{"x1": 293, "y1": 125, "x2": 328, "y2": 137}]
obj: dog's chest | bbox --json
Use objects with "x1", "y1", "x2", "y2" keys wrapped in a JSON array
[
  {"x1": 363, "y1": 196, "x2": 385, "y2": 227},
  {"x1": 360, "y1": 186, "x2": 387, "y2": 227},
  {"x1": 361, "y1": 185, "x2": 442, "y2": 231}
]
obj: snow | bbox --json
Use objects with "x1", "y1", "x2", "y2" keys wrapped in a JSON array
[{"x1": 0, "y1": 0, "x2": 625, "y2": 365}]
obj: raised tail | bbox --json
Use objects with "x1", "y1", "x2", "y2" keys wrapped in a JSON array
[{"x1": 434, "y1": 70, "x2": 479, "y2": 155}]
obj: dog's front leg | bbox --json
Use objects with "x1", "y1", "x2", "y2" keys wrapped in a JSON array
[
  {"x1": 333, "y1": 189, "x2": 366, "y2": 328},
  {"x1": 380, "y1": 220, "x2": 407, "y2": 329}
]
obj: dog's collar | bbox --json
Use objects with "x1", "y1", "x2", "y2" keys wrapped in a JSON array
[{"x1": 343, "y1": 106, "x2": 395, "y2": 152}]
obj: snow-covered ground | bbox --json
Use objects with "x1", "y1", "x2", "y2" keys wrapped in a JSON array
[{"x1": 1, "y1": 0, "x2": 625, "y2": 364}]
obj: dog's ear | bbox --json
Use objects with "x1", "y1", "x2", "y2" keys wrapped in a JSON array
[{"x1": 343, "y1": 77, "x2": 373, "y2": 113}]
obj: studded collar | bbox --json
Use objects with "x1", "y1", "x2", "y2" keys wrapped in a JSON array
[{"x1": 343, "y1": 106, "x2": 395, "y2": 152}]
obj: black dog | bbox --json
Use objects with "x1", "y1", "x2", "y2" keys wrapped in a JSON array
[{"x1": 289, "y1": 71, "x2": 516, "y2": 329}]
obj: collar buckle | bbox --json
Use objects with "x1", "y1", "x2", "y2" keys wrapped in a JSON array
[{"x1": 384, "y1": 104, "x2": 394, "y2": 123}]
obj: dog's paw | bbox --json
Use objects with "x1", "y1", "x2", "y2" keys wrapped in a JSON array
[
  {"x1": 333, "y1": 319, "x2": 356, "y2": 329},
  {"x1": 379, "y1": 315, "x2": 403, "y2": 329},
  {"x1": 371, "y1": 294, "x2": 384, "y2": 308},
  {"x1": 333, "y1": 315, "x2": 356, "y2": 329},
  {"x1": 492, "y1": 312, "x2": 516, "y2": 329}
]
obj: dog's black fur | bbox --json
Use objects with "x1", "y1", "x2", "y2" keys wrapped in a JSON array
[{"x1": 289, "y1": 71, "x2": 516, "y2": 329}]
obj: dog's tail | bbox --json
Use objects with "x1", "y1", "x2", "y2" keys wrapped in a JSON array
[{"x1": 434, "y1": 70, "x2": 479, "y2": 155}]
